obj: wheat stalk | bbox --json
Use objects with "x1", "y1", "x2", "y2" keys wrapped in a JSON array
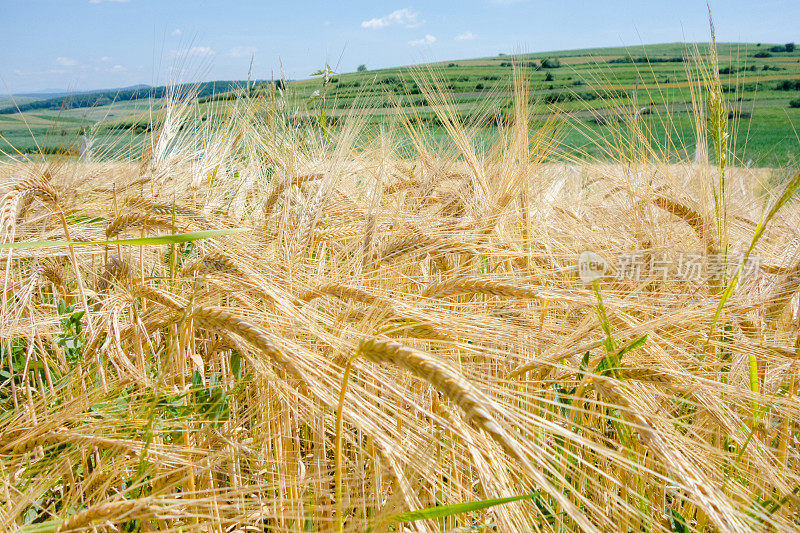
[
  {"x1": 650, "y1": 195, "x2": 716, "y2": 255},
  {"x1": 379, "y1": 232, "x2": 437, "y2": 263},
  {"x1": 123, "y1": 195, "x2": 200, "y2": 216},
  {"x1": 300, "y1": 283, "x2": 382, "y2": 306}
]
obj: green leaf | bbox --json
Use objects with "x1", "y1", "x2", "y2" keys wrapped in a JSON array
[
  {"x1": 230, "y1": 351, "x2": 242, "y2": 380},
  {"x1": 0, "y1": 228, "x2": 250, "y2": 250},
  {"x1": 578, "y1": 351, "x2": 590, "y2": 375},
  {"x1": 595, "y1": 335, "x2": 647, "y2": 378},
  {"x1": 388, "y1": 493, "x2": 535, "y2": 523},
  {"x1": 595, "y1": 335, "x2": 647, "y2": 387},
  {"x1": 617, "y1": 335, "x2": 648, "y2": 359},
  {"x1": 668, "y1": 508, "x2": 689, "y2": 533},
  {"x1": 192, "y1": 370, "x2": 203, "y2": 390}
]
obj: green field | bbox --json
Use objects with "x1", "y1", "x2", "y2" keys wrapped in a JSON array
[{"x1": 3, "y1": 41, "x2": 799, "y2": 165}]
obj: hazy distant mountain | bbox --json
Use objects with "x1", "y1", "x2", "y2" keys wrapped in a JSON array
[
  {"x1": 0, "y1": 81, "x2": 262, "y2": 114},
  {"x1": 1, "y1": 84, "x2": 152, "y2": 100}
]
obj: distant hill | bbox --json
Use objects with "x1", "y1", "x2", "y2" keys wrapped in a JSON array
[
  {"x1": 14, "y1": 89, "x2": 70, "y2": 99},
  {"x1": 1, "y1": 85, "x2": 152, "y2": 101},
  {"x1": 0, "y1": 81, "x2": 264, "y2": 114}
]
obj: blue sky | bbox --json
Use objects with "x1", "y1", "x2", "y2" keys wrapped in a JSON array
[{"x1": 2, "y1": 0, "x2": 798, "y2": 93}]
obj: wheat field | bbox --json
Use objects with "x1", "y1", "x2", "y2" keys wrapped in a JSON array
[{"x1": 1, "y1": 47, "x2": 800, "y2": 532}]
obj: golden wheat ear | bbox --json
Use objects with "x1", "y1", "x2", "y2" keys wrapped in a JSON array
[
  {"x1": 1, "y1": 176, "x2": 59, "y2": 239},
  {"x1": 105, "y1": 213, "x2": 175, "y2": 238}
]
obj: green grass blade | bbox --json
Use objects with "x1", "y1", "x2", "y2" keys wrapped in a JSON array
[
  {"x1": 711, "y1": 169, "x2": 800, "y2": 336},
  {"x1": 709, "y1": 269, "x2": 741, "y2": 338},
  {"x1": 18, "y1": 522, "x2": 59, "y2": 533},
  {"x1": 0, "y1": 228, "x2": 250, "y2": 250},
  {"x1": 388, "y1": 493, "x2": 535, "y2": 523},
  {"x1": 748, "y1": 169, "x2": 800, "y2": 256}
]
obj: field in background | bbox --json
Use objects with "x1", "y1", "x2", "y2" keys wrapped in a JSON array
[{"x1": 2, "y1": 41, "x2": 799, "y2": 166}]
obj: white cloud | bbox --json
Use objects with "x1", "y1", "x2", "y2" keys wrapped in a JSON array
[
  {"x1": 409, "y1": 34, "x2": 436, "y2": 46},
  {"x1": 170, "y1": 46, "x2": 215, "y2": 60},
  {"x1": 99, "y1": 56, "x2": 111, "y2": 62},
  {"x1": 186, "y1": 46, "x2": 215, "y2": 57},
  {"x1": 191, "y1": 46, "x2": 214, "y2": 56},
  {"x1": 89, "y1": 0, "x2": 130, "y2": 3},
  {"x1": 171, "y1": 28, "x2": 182, "y2": 36},
  {"x1": 229, "y1": 46, "x2": 258, "y2": 58},
  {"x1": 362, "y1": 8, "x2": 420, "y2": 30},
  {"x1": 455, "y1": 32, "x2": 476, "y2": 41},
  {"x1": 110, "y1": 64, "x2": 125, "y2": 72},
  {"x1": 13, "y1": 69, "x2": 23, "y2": 76},
  {"x1": 56, "y1": 57, "x2": 77, "y2": 67}
]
